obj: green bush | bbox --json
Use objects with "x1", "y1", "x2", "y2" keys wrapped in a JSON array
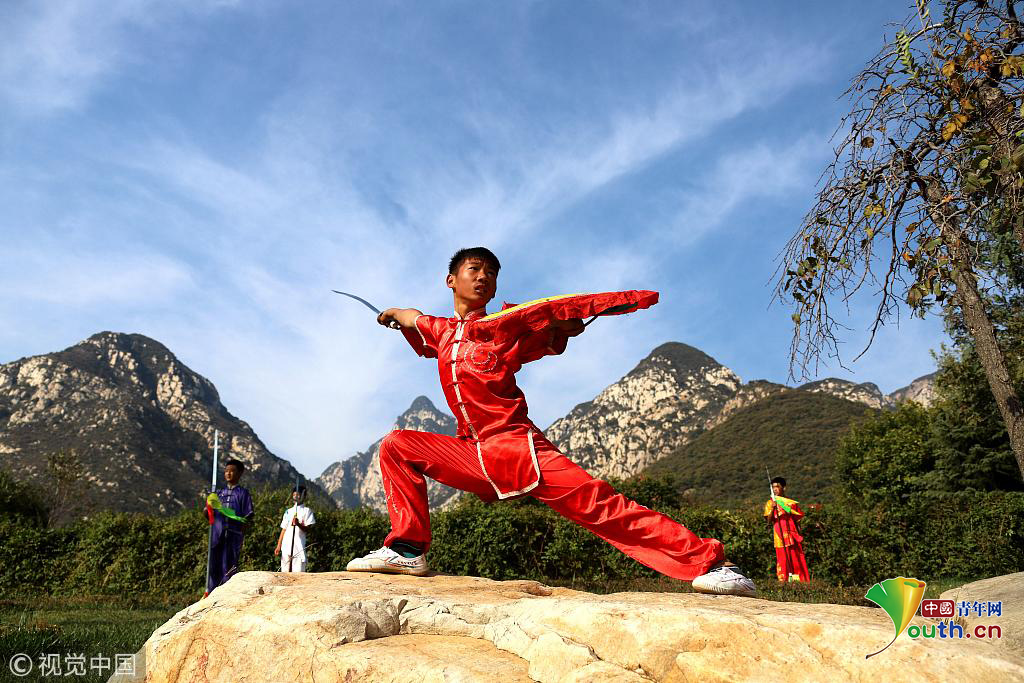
[
  {"x1": 1, "y1": 487, "x2": 1020, "y2": 597},
  {"x1": 0, "y1": 469, "x2": 48, "y2": 527}
]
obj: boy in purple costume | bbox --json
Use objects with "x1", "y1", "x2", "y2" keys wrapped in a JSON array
[{"x1": 206, "y1": 458, "x2": 254, "y2": 594}]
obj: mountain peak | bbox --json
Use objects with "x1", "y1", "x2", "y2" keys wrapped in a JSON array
[
  {"x1": 546, "y1": 341, "x2": 741, "y2": 480},
  {"x1": 797, "y1": 377, "x2": 890, "y2": 409},
  {"x1": 0, "y1": 331, "x2": 323, "y2": 522},
  {"x1": 395, "y1": 395, "x2": 456, "y2": 433},
  {"x1": 644, "y1": 342, "x2": 721, "y2": 372},
  {"x1": 317, "y1": 396, "x2": 457, "y2": 509},
  {"x1": 406, "y1": 395, "x2": 439, "y2": 413},
  {"x1": 80, "y1": 331, "x2": 175, "y2": 358}
]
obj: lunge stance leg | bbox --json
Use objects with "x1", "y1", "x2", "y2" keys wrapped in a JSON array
[
  {"x1": 528, "y1": 441, "x2": 725, "y2": 581},
  {"x1": 347, "y1": 429, "x2": 494, "y2": 575}
]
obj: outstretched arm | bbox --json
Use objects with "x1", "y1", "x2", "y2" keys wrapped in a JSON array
[
  {"x1": 377, "y1": 308, "x2": 423, "y2": 330},
  {"x1": 516, "y1": 318, "x2": 585, "y2": 365},
  {"x1": 550, "y1": 318, "x2": 585, "y2": 337}
]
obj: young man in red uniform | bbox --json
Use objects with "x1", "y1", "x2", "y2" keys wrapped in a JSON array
[
  {"x1": 346, "y1": 247, "x2": 756, "y2": 596},
  {"x1": 764, "y1": 476, "x2": 810, "y2": 583}
]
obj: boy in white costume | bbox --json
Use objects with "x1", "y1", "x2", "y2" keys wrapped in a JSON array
[{"x1": 274, "y1": 486, "x2": 316, "y2": 572}]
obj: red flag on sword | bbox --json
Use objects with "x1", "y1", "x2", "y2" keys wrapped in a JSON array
[{"x1": 481, "y1": 290, "x2": 659, "y2": 331}]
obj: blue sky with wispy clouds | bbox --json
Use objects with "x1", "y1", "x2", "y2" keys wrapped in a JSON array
[{"x1": 1, "y1": 1, "x2": 946, "y2": 478}]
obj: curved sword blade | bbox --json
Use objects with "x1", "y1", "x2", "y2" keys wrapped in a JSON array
[{"x1": 331, "y1": 290, "x2": 382, "y2": 315}]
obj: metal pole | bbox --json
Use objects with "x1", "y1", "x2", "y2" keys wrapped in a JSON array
[
  {"x1": 288, "y1": 473, "x2": 299, "y2": 572},
  {"x1": 204, "y1": 431, "x2": 219, "y2": 596}
]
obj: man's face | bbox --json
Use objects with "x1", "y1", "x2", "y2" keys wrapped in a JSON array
[
  {"x1": 224, "y1": 464, "x2": 242, "y2": 484},
  {"x1": 772, "y1": 482, "x2": 784, "y2": 497},
  {"x1": 447, "y1": 257, "x2": 497, "y2": 308},
  {"x1": 292, "y1": 491, "x2": 301, "y2": 503}
]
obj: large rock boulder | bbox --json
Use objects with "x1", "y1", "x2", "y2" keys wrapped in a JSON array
[
  {"x1": 941, "y1": 572, "x2": 1024, "y2": 655},
  {"x1": 115, "y1": 572, "x2": 1024, "y2": 682}
]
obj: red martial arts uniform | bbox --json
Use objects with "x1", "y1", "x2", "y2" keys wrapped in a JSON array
[
  {"x1": 379, "y1": 304, "x2": 725, "y2": 580},
  {"x1": 764, "y1": 499, "x2": 810, "y2": 582}
]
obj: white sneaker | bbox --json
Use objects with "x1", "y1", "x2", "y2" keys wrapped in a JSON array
[
  {"x1": 692, "y1": 565, "x2": 757, "y2": 597},
  {"x1": 345, "y1": 546, "x2": 429, "y2": 576}
]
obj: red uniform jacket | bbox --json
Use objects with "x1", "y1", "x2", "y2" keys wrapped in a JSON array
[{"x1": 401, "y1": 308, "x2": 569, "y2": 499}]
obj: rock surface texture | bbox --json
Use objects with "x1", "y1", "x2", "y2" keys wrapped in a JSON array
[
  {"x1": 888, "y1": 372, "x2": 938, "y2": 407},
  {"x1": 797, "y1": 378, "x2": 894, "y2": 409},
  {"x1": 126, "y1": 572, "x2": 1024, "y2": 683},
  {"x1": 941, "y1": 572, "x2": 1024, "y2": 655},
  {"x1": 545, "y1": 343, "x2": 742, "y2": 480}
]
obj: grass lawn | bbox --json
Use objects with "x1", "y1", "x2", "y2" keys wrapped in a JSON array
[{"x1": 0, "y1": 594, "x2": 193, "y2": 683}]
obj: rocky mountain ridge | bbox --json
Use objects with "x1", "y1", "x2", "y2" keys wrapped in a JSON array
[
  {"x1": 1, "y1": 332, "x2": 934, "y2": 518},
  {"x1": 0, "y1": 332, "x2": 324, "y2": 521},
  {"x1": 544, "y1": 343, "x2": 741, "y2": 480}
]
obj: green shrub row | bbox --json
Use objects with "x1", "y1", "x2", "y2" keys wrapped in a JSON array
[{"x1": 1, "y1": 489, "x2": 1020, "y2": 596}]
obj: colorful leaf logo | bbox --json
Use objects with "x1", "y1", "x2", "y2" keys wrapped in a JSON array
[{"x1": 864, "y1": 576, "x2": 927, "y2": 658}]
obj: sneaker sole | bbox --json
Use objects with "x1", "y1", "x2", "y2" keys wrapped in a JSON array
[
  {"x1": 345, "y1": 563, "x2": 429, "y2": 576},
  {"x1": 692, "y1": 583, "x2": 757, "y2": 597}
]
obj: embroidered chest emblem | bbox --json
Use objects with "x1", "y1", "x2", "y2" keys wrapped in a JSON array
[{"x1": 464, "y1": 342, "x2": 498, "y2": 373}]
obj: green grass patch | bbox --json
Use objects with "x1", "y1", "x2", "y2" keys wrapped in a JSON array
[{"x1": 0, "y1": 595, "x2": 191, "y2": 683}]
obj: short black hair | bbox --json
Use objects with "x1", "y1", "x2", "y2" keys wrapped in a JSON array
[
  {"x1": 770, "y1": 476, "x2": 787, "y2": 487},
  {"x1": 293, "y1": 485, "x2": 307, "y2": 495},
  {"x1": 224, "y1": 458, "x2": 246, "y2": 473},
  {"x1": 448, "y1": 247, "x2": 501, "y2": 275}
]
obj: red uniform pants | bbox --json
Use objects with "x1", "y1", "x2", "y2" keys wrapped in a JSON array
[
  {"x1": 774, "y1": 543, "x2": 810, "y2": 582},
  {"x1": 379, "y1": 429, "x2": 724, "y2": 581}
]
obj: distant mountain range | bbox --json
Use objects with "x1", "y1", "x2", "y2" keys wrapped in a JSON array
[
  {"x1": 316, "y1": 341, "x2": 934, "y2": 511},
  {"x1": 0, "y1": 333, "x2": 934, "y2": 520},
  {"x1": 0, "y1": 332, "x2": 327, "y2": 522}
]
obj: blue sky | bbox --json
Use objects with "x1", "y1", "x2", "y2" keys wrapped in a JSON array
[{"x1": 1, "y1": 1, "x2": 946, "y2": 479}]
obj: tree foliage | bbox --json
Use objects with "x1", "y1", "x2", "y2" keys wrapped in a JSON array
[
  {"x1": 929, "y1": 341, "x2": 1024, "y2": 489},
  {"x1": 835, "y1": 402, "x2": 936, "y2": 501},
  {"x1": 0, "y1": 469, "x2": 48, "y2": 527},
  {"x1": 777, "y1": 0, "x2": 1024, "y2": 480},
  {"x1": 834, "y1": 340, "x2": 1024, "y2": 502}
]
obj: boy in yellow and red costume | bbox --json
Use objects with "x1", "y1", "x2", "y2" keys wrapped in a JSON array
[
  {"x1": 764, "y1": 476, "x2": 810, "y2": 583},
  {"x1": 346, "y1": 247, "x2": 756, "y2": 596}
]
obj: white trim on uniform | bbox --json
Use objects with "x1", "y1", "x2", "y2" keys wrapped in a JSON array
[
  {"x1": 451, "y1": 313, "x2": 540, "y2": 499},
  {"x1": 490, "y1": 430, "x2": 541, "y2": 499},
  {"x1": 413, "y1": 315, "x2": 429, "y2": 348}
]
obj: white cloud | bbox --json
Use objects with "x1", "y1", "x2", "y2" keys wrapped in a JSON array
[
  {"x1": 0, "y1": 0, "x2": 239, "y2": 114},
  {"x1": 669, "y1": 134, "x2": 826, "y2": 246},
  {"x1": 412, "y1": 44, "x2": 830, "y2": 252},
  {"x1": 3, "y1": 245, "x2": 194, "y2": 306}
]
